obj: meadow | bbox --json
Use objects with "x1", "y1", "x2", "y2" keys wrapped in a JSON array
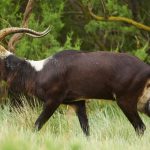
[{"x1": 0, "y1": 99, "x2": 150, "y2": 150}]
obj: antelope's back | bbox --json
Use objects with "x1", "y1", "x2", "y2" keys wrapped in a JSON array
[{"x1": 54, "y1": 50, "x2": 150, "y2": 100}]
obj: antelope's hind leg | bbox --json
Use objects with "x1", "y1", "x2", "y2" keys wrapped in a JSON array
[
  {"x1": 66, "y1": 100, "x2": 90, "y2": 136},
  {"x1": 117, "y1": 97, "x2": 146, "y2": 136}
]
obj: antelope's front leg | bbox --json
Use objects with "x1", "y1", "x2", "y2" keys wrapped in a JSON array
[{"x1": 35, "y1": 99, "x2": 62, "y2": 130}]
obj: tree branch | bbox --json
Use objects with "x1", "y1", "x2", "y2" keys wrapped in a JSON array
[
  {"x1": 8, "y1": 0, "x2": 35, "y2": 52},
  {"x1": 88, "y1": 7, "x2": 150, "y2": 32}
]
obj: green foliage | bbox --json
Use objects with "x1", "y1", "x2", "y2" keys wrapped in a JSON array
[
  {"x1": 85, "y1": 20, "x2": 137, "y2": 33},
  {"x1": 106, "y1": 0, "x2": 132, "y2": 17},
  {"x1": 63, "y1": 32, "x2": 81, "y2": 50},
  {"x1": 15, "y1": 0, "x2": 65, "y2": 59},
  {"x1": 0, "y1": 0, "x2": 80, "y2": 60},
  {"x1": 133, "y1": 43, "x2": 149, "y2": 61},
  {"x1": 63, "y1": 0, "x2": 150, "y2": 62},
  {"x1": 0, "y1": 1, "x2": 21, "y2": 28},
  {"x1": 83, "y1": 0, "x2": 141, "y2": 52},
  {"x1": 0, "y1": 0, "x2": 150, "y2": 61}
]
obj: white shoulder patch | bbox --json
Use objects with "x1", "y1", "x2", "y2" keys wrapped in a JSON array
[{"x1": 27, "y1": 57, "x2": 51, "y2": 71}]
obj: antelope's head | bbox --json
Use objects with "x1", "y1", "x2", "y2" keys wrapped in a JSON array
[{"x1": 0, "y1": 26, "x2": 50, "y2": 82}]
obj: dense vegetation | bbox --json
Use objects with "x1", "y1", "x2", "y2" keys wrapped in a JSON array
[
  {"x1": 0, "y1": 0, "x2": 150, "y2": 61},
  {"x1": 0, "y1": 0, "x2": 150, "y2": 149}
]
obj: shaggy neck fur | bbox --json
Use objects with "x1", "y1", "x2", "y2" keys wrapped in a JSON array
[
  {"x1": 4, "y1": 55, "x2": 39, "y2": 94},
  {"x1": 1, "y1": 53, "x2": 52, "y2": 98}
]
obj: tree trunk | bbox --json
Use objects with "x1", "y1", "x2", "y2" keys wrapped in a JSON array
[{"x1": 8, "y1": 0, "x2": 35, "y2": 52}]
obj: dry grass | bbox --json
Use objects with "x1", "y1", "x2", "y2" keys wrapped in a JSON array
[{"x1": 0, "y1": 99, "x2": 150, "y2": 150}]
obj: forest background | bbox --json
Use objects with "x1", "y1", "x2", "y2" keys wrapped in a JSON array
[{"x1": 1, "y1": 0, "x2": 150, "y2": 62}]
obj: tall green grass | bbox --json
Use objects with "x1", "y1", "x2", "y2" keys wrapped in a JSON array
[{"x1": 0, "y1": 99, "x2": 150, "y2": 150}]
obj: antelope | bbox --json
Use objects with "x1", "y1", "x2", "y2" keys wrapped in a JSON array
[{"x1": 0, "y1": 26, "x2": 150, "y2": 136}]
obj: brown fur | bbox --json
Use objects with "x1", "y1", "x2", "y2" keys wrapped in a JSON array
[{"x1": 1, "y1": 50, "x2": 150, "y2": 136}]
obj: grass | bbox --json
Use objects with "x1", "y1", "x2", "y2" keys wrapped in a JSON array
[{"x1": 0, "y1": 99, "x2": 150, "y2": 150}]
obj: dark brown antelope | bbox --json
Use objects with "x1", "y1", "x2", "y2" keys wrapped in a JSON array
[{"x1": 0, "y1": 26, "x2": 150, "y2": 136}]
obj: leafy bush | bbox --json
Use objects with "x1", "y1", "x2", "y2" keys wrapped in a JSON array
[{"x1": 1, "y1": 0, "x2": 150, "y2": 62}]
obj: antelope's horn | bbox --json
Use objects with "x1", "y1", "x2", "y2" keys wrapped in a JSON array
[
  {"x1": 0, "y1": 45, "x2": 12, "y2": 58},
  {"x1": 0, "y1": 26, "x2": 51, "y2": 41}
]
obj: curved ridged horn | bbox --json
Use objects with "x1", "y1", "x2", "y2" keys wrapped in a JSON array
[
  {"x1": 0, "y1": 26, "x2": 51, "y2": 41},
  {"x1": 25, "y1": 26, "x2": 51, "y2": 38}
]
